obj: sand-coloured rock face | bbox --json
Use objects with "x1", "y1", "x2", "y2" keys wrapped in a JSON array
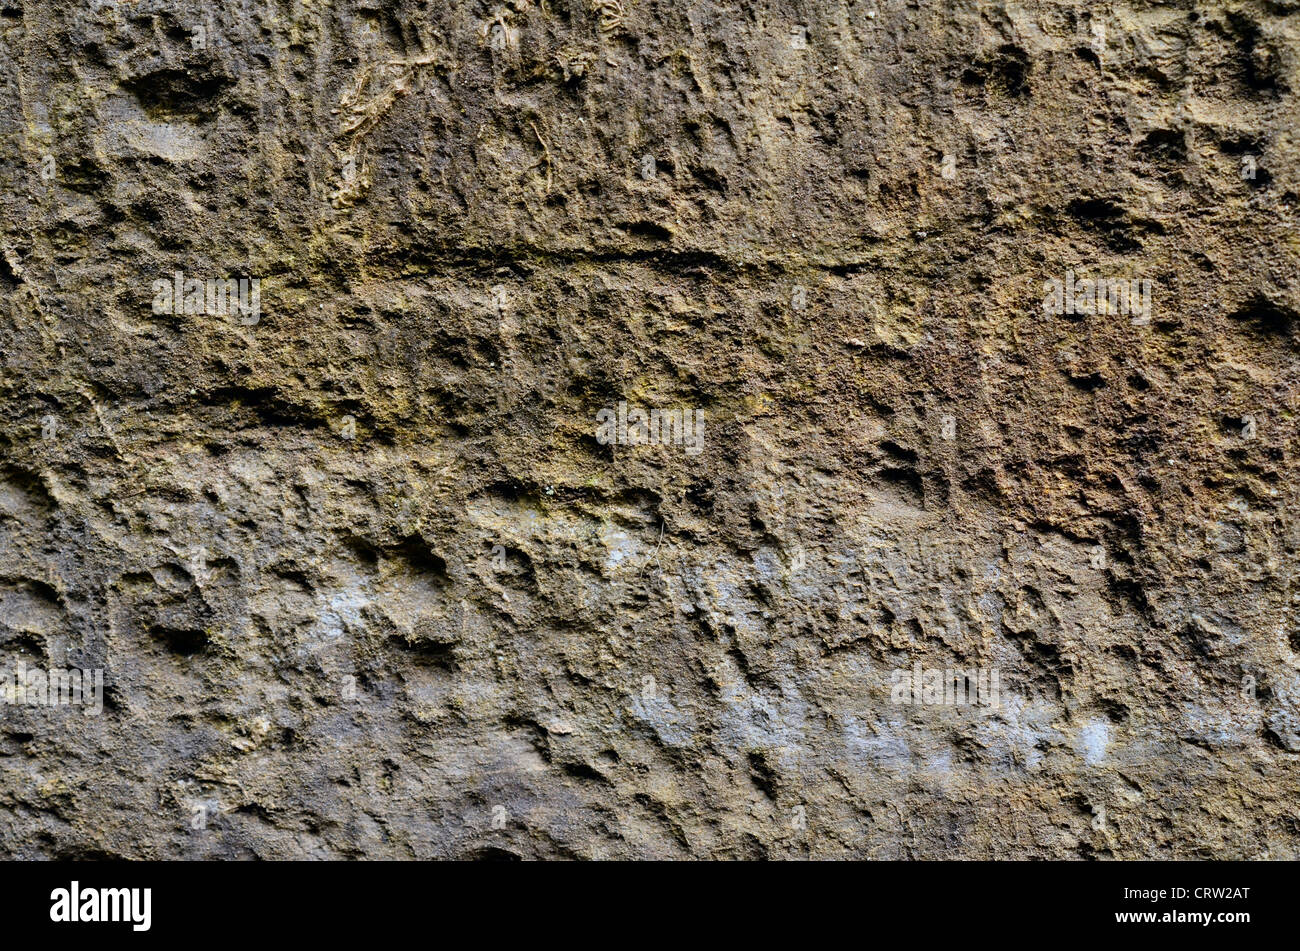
[{"x1": 0, "y1": 0, "x2": 1298, "y2": 858}]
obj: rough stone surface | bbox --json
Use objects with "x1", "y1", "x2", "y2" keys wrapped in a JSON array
[{"x1": 1, "y1": 0, "x2": 1299, "y2": 859}]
